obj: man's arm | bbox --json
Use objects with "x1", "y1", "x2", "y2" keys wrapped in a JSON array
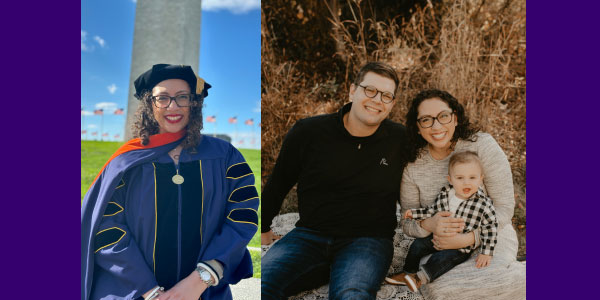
[{"x1": 262, "y1": 120, "x2": 309, "y2": 234}]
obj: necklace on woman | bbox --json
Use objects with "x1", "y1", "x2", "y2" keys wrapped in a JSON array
[
  {"x1": 172, "y1": 170, "x2": 184, "y2": 184},
  {"x1": 169, "y1": 145, "x2": 184, "y2": 184}
]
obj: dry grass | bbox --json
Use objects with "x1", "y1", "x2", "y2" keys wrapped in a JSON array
[{"x1": 262, "y1": 0, "x2": 526, "y2": 257}]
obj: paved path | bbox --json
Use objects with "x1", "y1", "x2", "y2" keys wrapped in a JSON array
[{"x1": 230, "y1": 277, "x2": 260, "y2": 300}]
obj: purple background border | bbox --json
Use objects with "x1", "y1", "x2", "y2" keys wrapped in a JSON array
[
  {"x1": 0, "y1": 1, "x2": 597, "y2": 299},
  {"x1": 527, "y1": 1, "x2": 600, "y2": 299},
  {"x1": 0, "y1": 1, "x2": 81, "y2": 298}
]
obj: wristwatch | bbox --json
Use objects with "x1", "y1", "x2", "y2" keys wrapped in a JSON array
[{"x1": 196, "y1": 266, "x2": 215, "y2": 286}]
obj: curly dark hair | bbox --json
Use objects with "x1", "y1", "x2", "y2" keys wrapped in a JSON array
[
  {"x1": 405, "y1": 89, "x2": 479, "y2": 162},
  {"x1": 131, "y1": 91, "x2": 204, "y2": 149}
]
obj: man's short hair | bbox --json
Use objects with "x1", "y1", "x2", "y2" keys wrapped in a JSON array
[
  {"x1": 448, "y1": 151, "x2": 483, "y2": 174},
  {"x1": 353, "y1": 62, "x2": 399, "y2": 94}
]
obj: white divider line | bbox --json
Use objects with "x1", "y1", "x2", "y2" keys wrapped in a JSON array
[{"x1": 247, "y1": 246, "x2": 260, "y2": 251}]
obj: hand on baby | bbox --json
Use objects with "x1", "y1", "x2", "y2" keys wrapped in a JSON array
[
  {"x1": 403, "y1": 210, "x2": 413, "y2": 219},
  {"x1": 475, "y1": 254, "x2": 492, "y2": 268}
]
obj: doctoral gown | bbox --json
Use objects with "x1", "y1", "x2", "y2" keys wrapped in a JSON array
[{"x1": 82, "y1": 132, "x2": 259, "y2": 300}]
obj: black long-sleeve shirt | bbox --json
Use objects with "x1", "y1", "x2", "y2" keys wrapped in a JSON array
[{"x1": 262, "y1": 103, "x2": 409, "y2": 239}]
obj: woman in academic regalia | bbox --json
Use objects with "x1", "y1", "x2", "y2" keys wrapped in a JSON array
[{"x1": 82, "y1": 64, "x2": 259, "y2": 300}]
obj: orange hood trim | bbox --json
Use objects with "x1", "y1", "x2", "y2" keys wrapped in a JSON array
[{"x1": 90, "y1": 130, "x2": 186, "y2": 187}]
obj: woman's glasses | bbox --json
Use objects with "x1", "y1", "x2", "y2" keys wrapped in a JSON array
[
  {"x1": 417, "y1": 111, "x2": 454, "y2": 128},
  {"x1": 151, "y1": 94, "x2": 193, "y2": 108}
]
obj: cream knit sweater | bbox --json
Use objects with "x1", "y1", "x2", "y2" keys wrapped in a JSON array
[{"x1": 399, "y1": 132, "x2": 525, "y2": 300}]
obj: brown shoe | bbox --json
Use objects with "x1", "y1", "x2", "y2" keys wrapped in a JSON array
[
  {"x1": 384, "y1": 273, "x2": 408, "y2": 285},
  {"x1": 404, "y1": 273, "x2": 422, "y2": 292}
]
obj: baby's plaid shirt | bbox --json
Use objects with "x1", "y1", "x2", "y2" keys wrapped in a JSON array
[{"x1": 410, "y1": 185, "x2": 498, "y2": 255}]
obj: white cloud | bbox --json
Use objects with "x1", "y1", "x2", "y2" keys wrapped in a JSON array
[
  {"x1": 252, "y1": 100, "x2": 260, "y2": 113},
  {"x1": 81, "y1": 30, "x2": 92, "y2": 51},
  {"x1": 94, "y1": 35, "x2": 106, "y2": 48},
  {"x1": 81, "y1": 110, "x2": 94, "y2": 116},
  {"x1": 87, "y1": 124, "x2": 98, "y2": 129},
  {"x1": 202, "y1": 0, "x2": 259, "y2": 14},
  {"x1": 95, "y1": 102, "x2": 118, "y2": 110},
  {"x1": 107, "y1": 84, "x2": 117, "y2": 94}
]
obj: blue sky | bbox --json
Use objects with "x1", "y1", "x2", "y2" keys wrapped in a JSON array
[{"x1": 81, "y1": 0, "x2": 260, "y2": 149}]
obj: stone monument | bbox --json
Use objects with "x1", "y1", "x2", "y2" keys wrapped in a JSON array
[{"x1": 125, "y1": 0, "x2": 202, "y2": 140}]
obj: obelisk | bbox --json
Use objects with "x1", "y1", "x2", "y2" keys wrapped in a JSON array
[{"x1": 124, "y1": 0, "x2": 202, "y2": 140}]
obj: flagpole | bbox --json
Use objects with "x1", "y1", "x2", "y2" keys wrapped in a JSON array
[
  {"x1": 81, "y1": 109, "x2": 85, "y2": 141},
  {"x1": 100, "y1": 114, "x2": 104, "y2": 142},
  {"x1": 229, "y1": 116, "x2": 238, "y2": 145}
]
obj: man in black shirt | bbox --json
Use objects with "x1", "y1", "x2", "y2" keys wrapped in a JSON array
[{"x1": 261, "y1": 62, "x2": 408, "y2": 300}]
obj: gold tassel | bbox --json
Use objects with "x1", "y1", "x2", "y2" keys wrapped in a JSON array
[{"x1": 196, "y1": 76, "x2": 205, "y2": 95}]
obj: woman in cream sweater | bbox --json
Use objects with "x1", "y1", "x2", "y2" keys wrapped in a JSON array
[{"x1": 394, "y1": 89, "x2": 525, "y2": 300}]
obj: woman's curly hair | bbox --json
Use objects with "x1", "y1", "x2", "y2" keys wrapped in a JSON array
[
  {"x1": 405, "y1": 89, "x2": 479, "y2": 162},
  {"x1": 131, "y1": 91, "x2": 204, "y2": 149}
]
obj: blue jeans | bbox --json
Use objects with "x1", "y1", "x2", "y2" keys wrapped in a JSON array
[
  {"x1": 404, "y1": 235, "x2": 471, "y2": 282},
  {"x1": 261, "y1": 227, "x2": 393, "y2": 300}
]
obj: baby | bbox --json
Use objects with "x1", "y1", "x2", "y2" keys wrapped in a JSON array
[{"x1": 385, "y1": 151, "x2": 498, "y2": 292}]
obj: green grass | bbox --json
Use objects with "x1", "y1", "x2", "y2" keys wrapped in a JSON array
[
  {"x1": 81, "y1": 141, "x2": 123, "y2": 200},
  {"x1": 82, "y1": 141, "x2": 261, "y2": 278},
  {"x1": 239, "y1": 148, "x2": 261, "y2": 249},
  {"x1": 250, "y1": 249, "x2": 261, "y2": 278}
]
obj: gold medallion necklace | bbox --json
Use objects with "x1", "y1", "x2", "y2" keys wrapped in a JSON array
[
  {"x1": 169, "y1": 146, "x2": 184, "y2": 184},
  {"x1": 172, "y1": 170, "x2": 184, "y2": 184}
]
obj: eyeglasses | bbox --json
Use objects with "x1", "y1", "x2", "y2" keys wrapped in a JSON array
[
  {"x1": 151, "y1": 94, "x2": 193, "y2": 108},
  {"x1": 358, "y1": 85, "x2": 395, "y2": 104},
  {"x1": 417, "y1": 111, "x2": 454, "y2": 128}
]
